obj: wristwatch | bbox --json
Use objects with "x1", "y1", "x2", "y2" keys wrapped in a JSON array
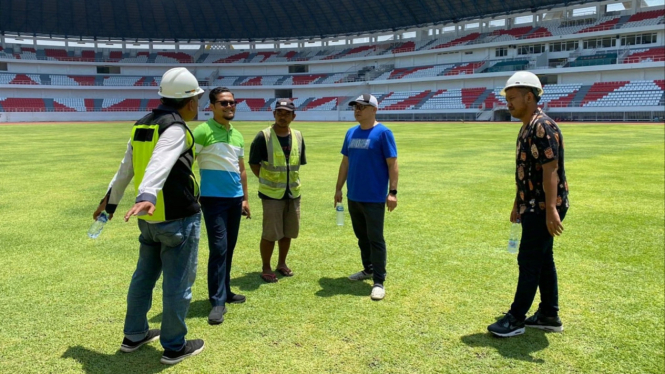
[{"x1": 389, "y1": 190, "x2": 398, "y2": 196}]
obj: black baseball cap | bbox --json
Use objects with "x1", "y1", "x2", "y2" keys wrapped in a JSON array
[{"x1": 275, "y1": 98, "x2": 296, "y2": 112}]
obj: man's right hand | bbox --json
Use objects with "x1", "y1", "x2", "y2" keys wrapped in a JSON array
[
  {"x1": 334, "y1": 189, "x2": 343, "y2": 207},
  {"x1": 93, "y1": 196, "x2": 114, "y2": 221},
  {"x1": 510, "y1": 205, "x2": 520, "y2": 223},
  {"x1": 124, "y1": 201, "x2": 156, "y2": 222}
]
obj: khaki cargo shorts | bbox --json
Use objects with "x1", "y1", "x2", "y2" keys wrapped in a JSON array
[{"x1": 261, "y1": 197, "x2": 300, "y2": 241}]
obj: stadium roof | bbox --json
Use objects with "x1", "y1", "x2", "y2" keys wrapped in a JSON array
[{"x1": 1, "y1": 0, "x2": 599, "y2": 42}]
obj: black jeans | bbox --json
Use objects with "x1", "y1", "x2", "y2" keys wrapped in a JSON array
[
  {"x1": 510, "y1": 209, "x2": 567, "y2": 321},
  {"x1": 200, "y1": 196, "x2": 243, "y2": 307},
  {"x1": 348, "y1": 199, "x2": 387, "y2": 285}
]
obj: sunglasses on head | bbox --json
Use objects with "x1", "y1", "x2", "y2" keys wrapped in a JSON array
[{"x1": 215, "y1": 100, "x2": 236, "y2": 107}]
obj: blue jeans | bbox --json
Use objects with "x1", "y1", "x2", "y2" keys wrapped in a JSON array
[
  {"x1": 123, "y1": 212, "x2": 201, "y2": 352},
  {"x1": 348, "y1": 199, "x2": 387, "y2": 285},
  {"x1": 200, "y1": 196, "x2": 243, "y2": 307}
]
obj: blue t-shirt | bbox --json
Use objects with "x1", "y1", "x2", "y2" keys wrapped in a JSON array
[{"x1": 341, "y1": 123, "x2": 397, "y2": 203}]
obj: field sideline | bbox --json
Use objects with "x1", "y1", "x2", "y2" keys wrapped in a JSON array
[{"x1": 0, "y1": 121, "x2": 663, "y2": 373}]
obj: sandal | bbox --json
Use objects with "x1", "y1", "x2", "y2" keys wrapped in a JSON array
[
  {"x1": 261, "y1": 273, "x2": 278, "y2": 283},
  {"x1": 276, "y1": 267, "x2": 294, "y2": 277}
]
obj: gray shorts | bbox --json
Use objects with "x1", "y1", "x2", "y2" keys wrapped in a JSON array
[{"x1": 261, "y1": 197, "x2": 300, "y2": 241}]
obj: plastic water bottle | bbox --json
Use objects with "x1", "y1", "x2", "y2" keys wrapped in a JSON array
[
  {"x1": 336, "y1": 203, "x2": 344, "y2": 226},
  {"x1": 88, "y1": 212, "x2": 108, "y2": 239},
  {"x1": 507, "y1": 219, "x2": 521, "y2": 253}
]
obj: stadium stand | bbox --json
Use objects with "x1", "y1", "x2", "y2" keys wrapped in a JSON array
[
  {"x1": 0, "y1": 1, "x2": 663, "y2": 123},
  {"x1": 622, "y1": 46, "x2": 665, "y2": 64},
  {"x1": 1, "y1": 80, "x2": 663, "y2": 113}
]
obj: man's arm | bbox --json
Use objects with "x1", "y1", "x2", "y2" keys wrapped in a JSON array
[
  {"x1": 386, "y1": 157, "x2": 398, "y2": 212},
  {"x1": 239, "y1": 158, "x2": 251, "y2": 218},
  {"x1": 249, "y1": 164, "x2": 261, "y2": 178},
  {"x1": 93, "y1": 139, "x2": 134, "y2": 221},
  {"x1": 334, "y1": 156, "x2": 349, "y2": 207},
  {"x1": 511, "y1": 186, "x2": 519, "y2": 223},
  {"x1": 124, "y1": 125, "x2": 187, "y2": 221},
  {"x1": 542, "y1": 161, "x2": 563, "y2": 236},
  {"x1": 248, "y1": 132, "x2": 265, "y2": 178}
]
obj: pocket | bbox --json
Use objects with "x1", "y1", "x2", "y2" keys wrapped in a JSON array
[{"x1": 154, "y1": 219, "x2": 186, "y2": 247}]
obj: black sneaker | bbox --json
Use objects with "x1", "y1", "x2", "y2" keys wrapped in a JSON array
[
  {"x1": 208, "y1": 305, "x2": 227, "y2": 325},
  {"x1": 525, "y1": 310, "x2": 563, "y2": 332},
  {"x1": 226, "y1": 293, "x2": 246, "y2": 304},
  {"x1": 120, "y1": 329, "x2": 160, "y2": 353},
  {"x1": 160, "y1": 339, "x2": 205, "y2": 365},
  {"x1": 487, "y1": 312, "x2": 525, "y2": 337}
]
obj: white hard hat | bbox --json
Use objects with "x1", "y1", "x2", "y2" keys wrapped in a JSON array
[
  {"x1": 158, "y1": 67, "x2": 204, "y2": 99},
  {"x1": 500, "y1": 70, "x2": 544, "y2": 97}
]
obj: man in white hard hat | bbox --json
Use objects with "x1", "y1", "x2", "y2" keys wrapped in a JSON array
[
  {"x1": 487, "y1": 71, "x2": 570, "y2": 337},
  {"x1": 92, "y1": 67, "x2": 206, "y2": 364}
]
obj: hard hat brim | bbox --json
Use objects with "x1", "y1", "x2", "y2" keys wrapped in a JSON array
[
  {"x1": 499, "y1": 84, "x2": 544, "y2": 97},
  {"x1": 158, "y1": 86, "x2": 205, "y2": 99}
]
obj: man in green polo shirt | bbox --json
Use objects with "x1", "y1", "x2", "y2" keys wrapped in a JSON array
[{"x1": 193, "y1": 87, "x2": 250, "y2": 325}]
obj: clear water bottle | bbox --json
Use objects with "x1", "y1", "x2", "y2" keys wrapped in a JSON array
[
  {"x1": 507, "y1": 219, "x2": 521, "y2": 253},
  {"x1": 88, "y1": 212, "x2": 108, "y2": 239},
  {"x1": 336, "y1": 203, "x2": 344, "y2": 226}
]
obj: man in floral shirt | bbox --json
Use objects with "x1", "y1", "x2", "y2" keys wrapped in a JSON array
[{"x1": 488, "y1": 71, "x2": 570, "y2": 338}]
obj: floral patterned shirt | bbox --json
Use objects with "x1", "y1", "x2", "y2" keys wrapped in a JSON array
[{"x1": 515, "y1": 108, "x2": 569, "y2": 215}]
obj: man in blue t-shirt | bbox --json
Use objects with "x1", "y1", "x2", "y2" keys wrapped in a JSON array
[{"x1": 334, "y1": 94, "x2": 398, "y2": 301}]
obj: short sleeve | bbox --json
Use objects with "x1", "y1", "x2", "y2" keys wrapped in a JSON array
[
  {"x1": 237, "y1": 133, "x2": 245, "y2": 158},
  {"x1": 531, "y1": 120, "x2": 559, "y2": 164},
  {"x1": 341, "y1": 130, "x2": 350, "y2": 156},
  {"x1": 192, "y1": 122, "x2": 207, "y2": 146},
  {"x1": 249, "y1": 132, "x2": 267, "y2": 165},
  {"x1": 381, "y1": 129, "x2": 398, "y2": 159}
]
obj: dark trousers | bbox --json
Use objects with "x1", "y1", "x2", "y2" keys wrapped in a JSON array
[
  {"x1": 200, "y1": 196, "x2": 243, "y2": 307},
  {"x1": 348, "y1": 199, "x2": 387, "y2": 285},
  {"x1": 510, "y1": 210, "x2": 567, "y2": 321}
]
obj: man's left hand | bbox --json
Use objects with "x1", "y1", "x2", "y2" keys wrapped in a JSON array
[
  {"x1": 93, "y1": 195, "x2": 114, "y2": 220},
  {"x1": 386, "y1": 194, "x2": 397, "y2": 212},
  {"x1": 242, "y1": 200, "x2": 251, "y2": 219},
  {"x1": 546, "y1": 209, "x2": 563, "y2": 237}
]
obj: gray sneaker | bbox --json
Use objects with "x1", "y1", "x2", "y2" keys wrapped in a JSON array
[
  {"x1": 208, "y1": 306, "x2": 227, "y2": 325},
  {"x1": 525, "y1": 310, "x2": 563, "y2": 332},
  {"x1": 348, "y1": 270, "x2": 373, "y2": 281}
]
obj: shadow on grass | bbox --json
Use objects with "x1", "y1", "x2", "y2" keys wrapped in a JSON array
[
  {"x1": 150, "y1": 299, "x2": 211, "y2": 323},
  {"x1": 234, "y1": 271, "x2": 275, "y2": 291},
  {"x1": 315, "y1": 277, "x2": 372, "y2": 297},
  {"x1": 62, "y1": 345, "x2": 167, "y2": 374},
  {"x1": 460, "y1": 329, "x2": 550, "y2": 363}
]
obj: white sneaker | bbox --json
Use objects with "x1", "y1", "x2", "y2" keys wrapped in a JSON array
[
  {"x1": 348, "y1": 270, "x2": 373, "y2": 281},
  {"x1": 370, "y1": 284, "x2": 385, "y2": 300}
]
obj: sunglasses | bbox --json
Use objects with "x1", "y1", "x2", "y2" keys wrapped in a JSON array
[
  {"x1": 353, "y1": 104, "x2": 370, "y2": 111},
  {"x1": 215, "y1": 100, "x2": 236, "y2": 107}
]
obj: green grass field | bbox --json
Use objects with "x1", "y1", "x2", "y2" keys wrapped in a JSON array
[{"x1": 0, "y1": 121, "x2": 663, "y2": 374}]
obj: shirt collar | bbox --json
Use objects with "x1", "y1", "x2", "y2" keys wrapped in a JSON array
[
  {"x1": 528, "y1": 107, "x2": 544, "y2": 127},
  {"x1": 209, "y1": 117, "x2": 233, "y2": 131}
]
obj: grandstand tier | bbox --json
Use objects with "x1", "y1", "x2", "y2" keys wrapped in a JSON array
[{"x1": 0, "y1": 1, "x2": 663, "y2": 123}]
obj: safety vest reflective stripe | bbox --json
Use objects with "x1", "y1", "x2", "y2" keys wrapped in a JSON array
[{"x1": 261, "y1": 164, "x2": 301, "y2": 172}]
